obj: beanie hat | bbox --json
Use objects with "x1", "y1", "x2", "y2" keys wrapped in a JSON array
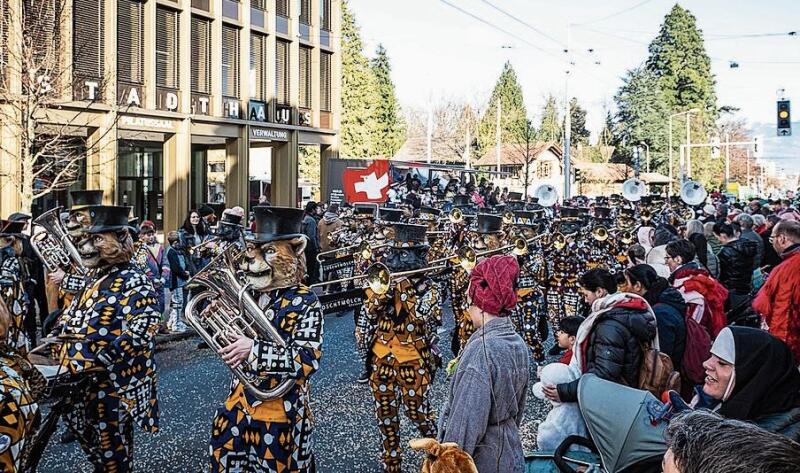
[
  {"x1": 198, "y1": 205, "x2": 215, "y2": 217},
  {"x1": 468, "y1": 255, "x2": 520, "y2": 316}
]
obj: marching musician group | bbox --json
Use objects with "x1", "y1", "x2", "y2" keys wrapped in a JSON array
[{"x1": 0, "y1": 174, "x2": 784, "y2": 472}]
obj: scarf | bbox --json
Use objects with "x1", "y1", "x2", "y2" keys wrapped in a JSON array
[{"x1": 571, "y1": 292, "x2": 658, "y2": 374}]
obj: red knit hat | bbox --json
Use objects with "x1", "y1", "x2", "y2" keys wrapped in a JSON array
[{"x1": 468, "y1": 255, "x2": 520, "y2": 316}]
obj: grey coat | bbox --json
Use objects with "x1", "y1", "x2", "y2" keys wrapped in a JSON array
[{"x1": 438, "y1": 317, "x2": 530, "y2": 473}]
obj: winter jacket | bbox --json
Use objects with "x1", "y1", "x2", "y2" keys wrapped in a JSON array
[
  {"x1": 318, "y1": 216, "x2": 343, "y2": 253},
  {"x1": 707, "y1": 233, "x2": 723, "y2": 255},
  {"x1": 651, "y1": 287, "x2": 687, "y2": 368},
  {"x1": 760, "y1": 227, "x2": 783, "y2": 270},
  {"x1": 166, "y1": 246, "x2": 191, "y2": 290},
  {"x1": 439, "y1": 317, "x2": 529, "y2": 473},
  {"x1": 739, "y1": 229, "x2": 765, "y2": 269},
  {"x1": 717, "y1": 239, "x2": 757, "y2": 295},
  {"x1": 752, "y1": 245, "x2": 800, "y2": 363},
  {"x1": 556, "y1": 300, "x2": 657, "y2": 402}
]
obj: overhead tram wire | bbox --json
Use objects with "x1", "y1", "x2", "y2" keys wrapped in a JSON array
[
  {"x1": 573, "y1": 0, "x2": 660, "y2": 26},
  {"x1": 437, "y1": 0, "x2": 564, "y2": 62}
]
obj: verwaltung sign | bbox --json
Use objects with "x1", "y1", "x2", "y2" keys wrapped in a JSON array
[{"x1": 250, "y1": 126, "x2": 290, "y2": 142}]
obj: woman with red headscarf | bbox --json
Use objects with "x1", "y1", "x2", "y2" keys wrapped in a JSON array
[{"x1": 438, "y1": 255, "x2": 529, "y2": 473}]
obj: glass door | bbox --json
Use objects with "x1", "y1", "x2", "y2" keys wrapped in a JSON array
[{"x1": 117, "y1": 141, "x2": 164, "y2": 230}]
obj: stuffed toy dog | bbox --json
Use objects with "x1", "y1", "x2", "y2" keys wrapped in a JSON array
[{"x1": 409, "y1": 438, "x2": 478, "y2": 473}]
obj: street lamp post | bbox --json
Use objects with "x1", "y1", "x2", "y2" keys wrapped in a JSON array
[
  {"x1": 639, "y1": 141, "x2": 650, "y2": 173},
  {"x1": 668, "y1": 108, "x2": 699, "y2": 194}
]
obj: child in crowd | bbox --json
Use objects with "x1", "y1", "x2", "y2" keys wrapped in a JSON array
[
  {"x1": 556, "y1": 316, "x2": 585, "y2": 365},
  {"x1": 166, "y1": 231, "x2": 192, "y2": 332},
  {"x1": 532, "y1": 363, "x2": 587, "y2": 451}
]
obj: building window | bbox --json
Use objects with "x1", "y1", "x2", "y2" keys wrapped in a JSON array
[
  {"x1": 73, "y1": 0, "x2": 105, "y2": 82},
  {"x1": 537, "y1": 161, "x2": 552, "y2": 179},
  {"x1": 118, "y1": 0, "x2": 144, "y2": 84},
  {"x1": 250, "y1": 33, "x2": 267, "y2": 100},
  {"x1": 275, "y1": 39, "x2": 290, "y2": 105},
  {"x1": 251, "y1": 0, "x2": 266, "y2": 10},
  {"x1": 320, "y1": 0, "x2": 331, "y2": 31},
  {"x1": 191, "y1": 16, "x2": 211, "y2": 94},
  {"x1": 299, "y1": 0, "x2": 310, "y2": 25},
  {"x1": 299, "y1": 46, "x2": 311, "y2": 108},
  {"x1": 156, "y1": 7, "x2": 179, "y2": 89},
  {"x1": 191, "y1": 0, "x2": 209, "y2": 11},
  {"x1": 221, "y1": 25, "x2": 239, "y2": 98},
  {"x1": 320, "y1": 51, "x2": 332, "y2": 111},
  {"x1": 276, "y1": 0, "x2": 289, "y2": 18}
]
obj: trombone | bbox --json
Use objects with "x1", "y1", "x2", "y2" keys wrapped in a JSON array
[
  {"x1": 309, "y1": 261, "x2": 447, "y2": 295},
  {"x1": 316, "y1": 240, "x2": 390, "y2": 262}
]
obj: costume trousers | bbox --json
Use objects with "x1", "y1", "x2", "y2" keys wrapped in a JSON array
[
  {"x1": 64, "y1": 381, "x2": 134, "y2": 473},
  {"x1": 512, "y1": 293, "x2": 549, "y2": 362},
  {"x1": 369, "y1": 355, "x2": 435, "y2": 473}
]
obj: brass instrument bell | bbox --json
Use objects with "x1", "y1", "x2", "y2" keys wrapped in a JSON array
[
  {"x1": 618, "y1": 230, "x2": 635, "y2": 245},
  {"x1": 552, "y1": 232, "x2": 567, "y2": 250},
  {"x1": 449, "y1": 207, "x2": 464, "y2": 224},
  {"x1": 502, "y1": 210, "x2": 515, "y2": 225},
  {"x1": 592, "y1": 226, "x2": 609, "y2": 242},
  {"x1": 512, "y1": 237, "x2": 529, "y2": 256},
  {"x1": 359, "y1": 240, "x2": 373, "y2": 260}
]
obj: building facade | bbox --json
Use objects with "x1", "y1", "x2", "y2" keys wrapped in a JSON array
[{"x1": 0, "y1": 0, "x2": 341, "y2": 231}]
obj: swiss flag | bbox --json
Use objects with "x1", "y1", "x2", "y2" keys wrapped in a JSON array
[{"x1": 343, "y1": 160, "x2": 392, "y2": 203}]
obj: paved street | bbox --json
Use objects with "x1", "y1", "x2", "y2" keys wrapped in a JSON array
[{"x1": 39, "y1": 307, "x2": 550, "y2": 472}]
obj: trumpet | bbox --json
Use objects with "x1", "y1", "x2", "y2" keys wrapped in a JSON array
[
  {"x1": 184, "y1": 247, "x2": 293, "y2": 400},
  {"x1": 591, "y1": 226, "x2": 610, "y2": 242},
  {"x1": 310, "y1": 261, "x2": 447, "y2": 294},
  {"x1": 190, "y1": 236, "x2": 220, "y2": 253}
]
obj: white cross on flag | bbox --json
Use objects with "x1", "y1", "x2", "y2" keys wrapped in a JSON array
[{"x1": 343, "y1": 160, "x2": 392, "y2": 203}]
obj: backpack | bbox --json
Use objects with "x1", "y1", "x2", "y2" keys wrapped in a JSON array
[
  {"x1": 680, "y1": 315, "x2": 712, "y2": 386},
  {"x1": 638, "y1": 343, "x2": 681, "y2": 398}
]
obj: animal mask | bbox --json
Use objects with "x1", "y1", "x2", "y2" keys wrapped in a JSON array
[
  {"x1": 77, "y1": 230, "x2": 133, "y2": 269},
  {"x1": 383, "y1": 245, "x2": 428, "y2": 273},
  {"x1": 409, "y1": 438, "x2": 478, "y2": 473},
  {"x1": 242, "y1": 237, "x2": 307, "y2": 292},
  {"x1": 0, "y1": 236, "x2": 22, "y2": 256}
]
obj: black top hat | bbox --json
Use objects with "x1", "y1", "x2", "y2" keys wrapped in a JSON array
[
  {"x1": 640, "y1": 195, "x2": 652, "y2": 205},
  {"x1": 560, "y1": 207, "x2": 580, "y2": 219},
  {"x1": 220, "y1": 210, "x2": 244, "y2": 227},
  {"x1": 475, "y1": 213, "x2": 503, "y2": 234},
  {"x1": 513, "y1": 211, "x2": 539, "y2": 227},
  {"x1": 392, "y1": 223, "x2": 427, "y2": 246},
  {"x1": 418, "y1": 207, "x2": 441, "y2": 219},
  {"x1": 620, "y1": 208, "x2": 636, "y2": 218},
  {"x1": 207, "y1": 203, "x2": 225, "y2": 216},
  {"x1": 594, "y1": 207, "x2": 612, "y2": 219},
  {"x1": 247, "y1": 206, "x2": 305, "y2": 243},
  {"x1": 83, "y1": 206, "x2": 133, "y2": 234},
  {"x1": 507, "y1": 191, "x2": 523, "y2": 201},
  {"x1": 595, "y1": 196, "x2": 609, "y2": 205},
  {"x1": 577, "y1": 207, "x2": 591, "y2": 216},
  {"x1": 354, "y1": 204, "x2": 376, "y2": 219},
  {"x1": 70, "y1": 190, "x2": 104, "y2": 210},
  {"x1": 0, "y1": 220, "x2": 25, "y2": 236},
  {"x1": 506, "y1": 200, "x2": 525, "y2": 211},
  {"x1": 379, "y1": 208, "x2": 404, "y2": 223},
  {"x1": 453, "y1": 195, "x2": 471, "y2": 206},
  {"x1": 560, "y1": 220, "x2": 583, "y2": 235}
]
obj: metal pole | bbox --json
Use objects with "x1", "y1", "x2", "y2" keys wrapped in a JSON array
[
  {"x1": 679, "y1": 145, "x2": 685, "y2": 183},
  {"x1": 465, "y1": 119, "x2": 471, "y2": 169},
  {"x1": 495, "y1": 97, "x2": 501, "y2": 173},
  {"x1": 746, "y1": 148, "x2": 751, "y2": 187},
  {"x1": 685, "y1": 113, "x2": 691, "y2": 180},
  {"x1": 426, "y1": 106, "x2": 433, "y2": 164},
  {"x1": 563, "y1": 22, "x2": 572, "y2": 200},
  {"x1": 634, "y1": 146, "x2": 641, "y2": 178},
  {"x1": 645, "y1": 145, "x2": 650, "y2": 173},
  {"x1": 668, "y1": 117, "x2": 673, "y2": 195},
  {"x1": 724, "y1": 133, "x2": 730, "y2": 189}
]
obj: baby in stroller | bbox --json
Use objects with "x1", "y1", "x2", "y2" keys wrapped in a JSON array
[{"x1": 532, "y1": 363, "x2": 588, "y2": 451}]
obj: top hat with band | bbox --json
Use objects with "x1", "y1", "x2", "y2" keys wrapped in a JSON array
[
  {"x1": 392, "y1": 223, "x2": 428, "y2": 247},
  {"x1": 70, "y1": 190, "x2": 104, "y2": 210},
  {"x1": 379, "y1": 208, "x2": 404, "y2": 223},
  {"x1": 0, "y1": 220, "x2": 25, "y2": 237},
  {"x1": 247, "y1": 206, "x2": 305, "y2": 243},
  {"x1": 475, "y1": 214, "x2": 503, "y2": 234},
  {"x1": 83, "y1": 206, "x2": 134, "y2": 234}
]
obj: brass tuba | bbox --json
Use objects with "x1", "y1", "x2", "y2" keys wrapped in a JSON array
[
  {"x1": 184, "y1": 246, "x2": 293, "y2": 401},
  {"x1": 31, "y1": 207, "x2": 86, "y2": 275}
]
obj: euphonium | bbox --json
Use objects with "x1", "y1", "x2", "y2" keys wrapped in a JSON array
[
  {"x1": 184, "y1": 246, "x2": 293, "y2": 401},
  {"x1": 31, "y1": 207, "x2": 86, "y2": 275}
]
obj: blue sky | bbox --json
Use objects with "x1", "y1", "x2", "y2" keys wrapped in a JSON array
[{"x1": 349, "y1": 0, "x2": 800, "y2": 172}]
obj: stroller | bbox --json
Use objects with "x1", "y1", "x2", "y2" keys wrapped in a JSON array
[{"x1": 525, "y1": 374, "x2": 667, "y2": 473}]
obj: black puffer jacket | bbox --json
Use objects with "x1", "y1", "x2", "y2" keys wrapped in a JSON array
[
  {"x1": 717, "y1": 239, "x2": 757, "y2": 294},
  {"x1": 557, "y1": 303, "x2": 657, "y2": 402}
]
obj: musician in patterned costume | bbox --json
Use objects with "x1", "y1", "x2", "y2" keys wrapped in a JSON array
[
  {"x1": 51, "y1": 205, "x2": 161, "y2": 472},
  {"x1": 0, "y1": 220, "x2": 30, "y2": 353},
  {"x1": 49, "y1": 190, "x2": 104, "y2": 311},
  {"x1": 545, "y1": 208, "x2": 586, "y2": 335},
  {"x1": 210, "y1": 206, "x2": 323, "y2": 473},
  {"x1": 509, "y1": 211, "x2": 550, "y2": 362},
  {"x1": 451, "y1": 213, "x2": 505, "y2": 354},
  {"x1": 362, "y1": 223, "x2": 442, "y2": 473},
  {"x1": 444, "y1": 196, "x2": 475, "y2": 356},
  {"x1": 582, "y1": 206, "x2": 623, "y2": 272},
  {"x1": 0, "y1": 296, "x2": 40, "y2": 472}
]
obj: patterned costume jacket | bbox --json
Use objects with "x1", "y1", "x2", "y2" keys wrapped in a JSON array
[
  {"x1": 0, "y1": 353, "x2": 39, "y2": 472},
  {"x1": 363, "y1": 277, "x2": 442, "y2": 374},
  {"x1": 57, "y1": 272, "x2": 87, "y2": 309},
  {"x1": 54, "y1": 263, "x2": 161, "y2": 431},
  {"x1": 0, "y1": 256, "x2": 30, "y2": 353},
  {"x1": 545, "y1": 242, "x2": 586, "y2": 330},
  {"x1": 512, "y1": 246, "x2": 549, "y2": 360},
  {"x1": 210, "y1": 285, "x2": 323, "y2": 473},
  {"x1": 581, "y1": 238, "x2": 623, "y2": 272}
]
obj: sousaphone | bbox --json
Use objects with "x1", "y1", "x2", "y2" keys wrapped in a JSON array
[
  {"x1": 533, "y1": 184, "x2": 559, "y2": 208},
  {"x1": 680, "y1": 180, "x2": 707, "y2": 207},
  {"x1": 622, "y1": 178, "x2": 647, "y2": 202}
]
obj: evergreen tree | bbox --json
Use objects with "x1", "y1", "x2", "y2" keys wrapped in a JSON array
[
  {"x1": 646, "y1": 4, "x2": 717, "y2": 121},
  {"x1": 538, "y1": 94, "x2": 562, "y2": 143},
  {"x1": 645, "y1": 4, "x2": 722, "y2": 188},
  {"x1": 340, "y1": 0, "x2": 380, "y2": 158},
  {"x1": 613, "y1": 67, "x2": 670, "y2": 171},
  {"x1": 478, "y1": 61, "x2": 527, "y2": 154},
  {"x1": 569, "y1": 97, "x2": 591, "y2": 146},
  {"x1": 370, "y1": 44, "x2": 405, "y2": 157}
]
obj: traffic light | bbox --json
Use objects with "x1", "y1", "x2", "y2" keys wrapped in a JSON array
[
  {"x1": 574, "y1": 169, "x2": 582, "y2": 181},
  {"x1": 753, "y1": 136, "x2": 762, "y2": 159},
  {"x1": 777, "y1": 100, "x2": 791, "y2": 136}
]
